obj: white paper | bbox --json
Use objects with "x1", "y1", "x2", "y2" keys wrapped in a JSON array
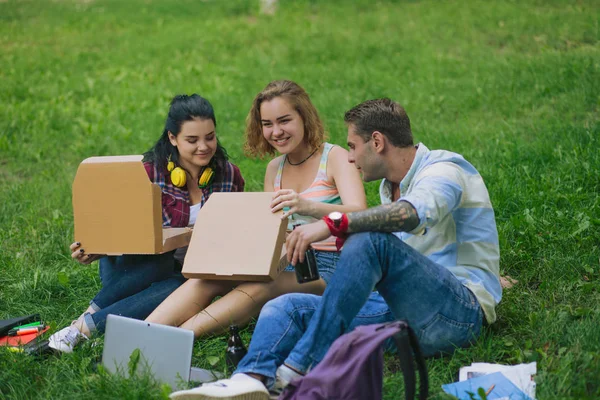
[{"x1": 458, "y1": 362, "x2": 536, "y2": 399}]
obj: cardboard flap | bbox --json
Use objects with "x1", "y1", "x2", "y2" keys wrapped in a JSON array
[
  {"x1": 182, "y1": 192, "x2": 287, "y2": 281},
  {"x1": 72, "y1": 156, "x2": 163, "y2": 254},
  {"x1": 162, "y1": 228, "x2": 193, "y2": 253}
]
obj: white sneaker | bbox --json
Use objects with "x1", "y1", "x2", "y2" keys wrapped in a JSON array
[
  {"x1": 271, "y1": 364, "x2": 302, "y2": 395},
  {"x1": 169, "y1": 374, "x2": 269, "y2": 400},
  {"x1": 48, "y1": 325, "x2": 88, "y2": 353}
]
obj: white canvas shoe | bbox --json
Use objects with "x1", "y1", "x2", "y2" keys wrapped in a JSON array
[
  {"x1": 169, "y1": 373, "x2": 269, "y2": 400},
  {"x1": 270, "y1": 364, "x2": 303, "y2": 395},
  {"x1": 48, "y1": 325, "x2": 88, "y2": 353}
]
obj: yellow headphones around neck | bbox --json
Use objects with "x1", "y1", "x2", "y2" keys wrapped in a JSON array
[{"x1": 167, "y1": 159, "x2": 214, "y2": 189}]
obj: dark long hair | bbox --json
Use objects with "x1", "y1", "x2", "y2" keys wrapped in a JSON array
[{"x1": 143, "y1": 94, "x2": 229, "y2": 181}]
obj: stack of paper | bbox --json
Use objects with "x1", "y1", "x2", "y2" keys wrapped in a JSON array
[{"x1": 442, "y1": 362, "x2": 536, "y2": 400}]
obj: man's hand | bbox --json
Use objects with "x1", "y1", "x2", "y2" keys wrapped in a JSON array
[
  {"x1": 286, "y1": 220, "x2": 330, "y2": 265},
  {"x1": 70, "y1": 242, "x2": 105, "y2": 265}
]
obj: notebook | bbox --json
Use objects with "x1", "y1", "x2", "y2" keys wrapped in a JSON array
[{"x1": 102, "y1": 315, "x2": 222, "y2": 389}]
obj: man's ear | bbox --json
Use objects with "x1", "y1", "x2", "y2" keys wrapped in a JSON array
[
  {"x1": 371, "y1": 131, "x2": 386, "y2": 154},
  {"x1": 167, "y1": 131, "x2": 178, "y2": 147}
]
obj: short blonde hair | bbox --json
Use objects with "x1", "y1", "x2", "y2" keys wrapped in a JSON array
[{"x1": 244, "y1": 80, "x2": 325, "y2": 158}]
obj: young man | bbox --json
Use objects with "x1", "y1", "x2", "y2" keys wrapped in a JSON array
[{"x1": 170, "y1": 99, "x2": 501, "y2": 400}]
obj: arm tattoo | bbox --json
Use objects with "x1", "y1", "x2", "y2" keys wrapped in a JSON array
[{"x1": 347, "y1": 201, "x2": 419, "y2": 234}]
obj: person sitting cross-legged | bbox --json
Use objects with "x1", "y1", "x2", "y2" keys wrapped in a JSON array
[{"x1": 169, "y1": 98, "x2": 502, "y2": 400}]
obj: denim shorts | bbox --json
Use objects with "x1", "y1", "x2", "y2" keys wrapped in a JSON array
[{"x1": 284, "y1": 250, "x2": 340, "y2": 284}]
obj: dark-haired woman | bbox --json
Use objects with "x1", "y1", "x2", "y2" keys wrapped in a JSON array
[{"x1": 49, "y1": 94, "x2": 244, "y2": 353}]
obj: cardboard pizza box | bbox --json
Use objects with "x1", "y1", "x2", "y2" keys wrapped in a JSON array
[
  {"x1": 182, "y1": 192, "x2": 287, "y2": 281},
  {"x1": 72, "y1": 155, "x2": 192, "y2": 255}
]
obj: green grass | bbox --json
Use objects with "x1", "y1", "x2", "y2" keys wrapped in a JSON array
[{"x1": 0, "y1": 0, "x2": 599, "y2": 398}]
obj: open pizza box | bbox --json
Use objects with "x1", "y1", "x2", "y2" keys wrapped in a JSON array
[
  {"x1": 72, "y1": 155, "x2": 192, "y2": 255},
  {"x1": 182, "y1": 192, "x2": 287, "y2": 281}
]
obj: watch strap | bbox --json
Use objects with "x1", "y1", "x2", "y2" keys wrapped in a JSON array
[{"x1": 323, "y1": 213, "x2": 349, "y2": 239}]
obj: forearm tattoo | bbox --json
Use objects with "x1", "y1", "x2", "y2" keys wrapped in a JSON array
[{"x1": 347, "y1": 201, "x2": 419, "y2": 234}]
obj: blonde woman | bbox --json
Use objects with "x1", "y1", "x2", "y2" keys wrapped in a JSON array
[{"x1": 146, "y1": 80, "x2": 366, "y2": 337}]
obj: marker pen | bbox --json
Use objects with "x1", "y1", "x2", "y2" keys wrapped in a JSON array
[
  {"x1": 13, "y1": 321, "x2": 44, "y2": 330},
  {"x1": 8, "y1": 326, "x2": 44, "y2": 336}
]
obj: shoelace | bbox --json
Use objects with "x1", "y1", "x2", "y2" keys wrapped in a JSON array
[
  {"x1": 61, "y1": 328, "x2": 80, "y2": 344},
  {"x1": 204, "y1": 381, "x2": 228, "y2": 388}
]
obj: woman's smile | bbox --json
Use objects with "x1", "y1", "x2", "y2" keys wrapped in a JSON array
[{"x1": 272, "y1": 136, "x2": 291, "y2": 146}]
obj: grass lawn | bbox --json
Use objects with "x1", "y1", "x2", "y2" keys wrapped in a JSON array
[{"x1": 0, "y1": 0, "x2": 599, "y2": 398}]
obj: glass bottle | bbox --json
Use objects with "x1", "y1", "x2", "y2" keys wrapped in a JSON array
[{"x1": 225, "y1": 324, "x2": 247, "y2": 373}]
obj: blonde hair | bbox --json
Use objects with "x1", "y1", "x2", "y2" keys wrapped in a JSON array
[{"x1": 244, "y1": 80, "x2": 326, "y2": 158}]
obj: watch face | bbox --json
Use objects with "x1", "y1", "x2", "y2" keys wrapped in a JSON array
[{"x1": 329, "y1": 211, "x2": 343, "y2": 221}]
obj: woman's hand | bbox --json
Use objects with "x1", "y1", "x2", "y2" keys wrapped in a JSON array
[
  {"x1": 70, "y1": 242, "x2": 104, "y2": 265},
  {"x1": 271, "y1": 189, "x2": 313, "y2": 219}
]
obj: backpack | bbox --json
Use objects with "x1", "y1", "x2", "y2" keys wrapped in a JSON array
[{"x1": 279, "y1": 321, "x2": 428, "y2": 400}]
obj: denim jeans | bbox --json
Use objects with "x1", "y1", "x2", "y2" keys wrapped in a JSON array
[
  {"x1": 236, "y1": 291, "x2": 395, "y2": 387},
  {"x1": 84, "y1": 251, "x2": 186, "y2": 333},
  {"x1": 236, "y1": 232, "x2": 483, "y2": 386}
]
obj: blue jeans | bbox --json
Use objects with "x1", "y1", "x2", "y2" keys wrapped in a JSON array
[
  {"x1": 84, "y1": 252, "x2": 186, "y2": 333},
  {"x1": 236, "y1": 291, "x2": 395, "y2": 387},
  {"x1": 236, "y1": 232, "x2": 483, "y2": 386}
]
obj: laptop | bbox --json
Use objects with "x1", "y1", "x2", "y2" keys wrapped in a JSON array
[{"x1": 102, "y1": 315, "x2": 222, "y2": 389}]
